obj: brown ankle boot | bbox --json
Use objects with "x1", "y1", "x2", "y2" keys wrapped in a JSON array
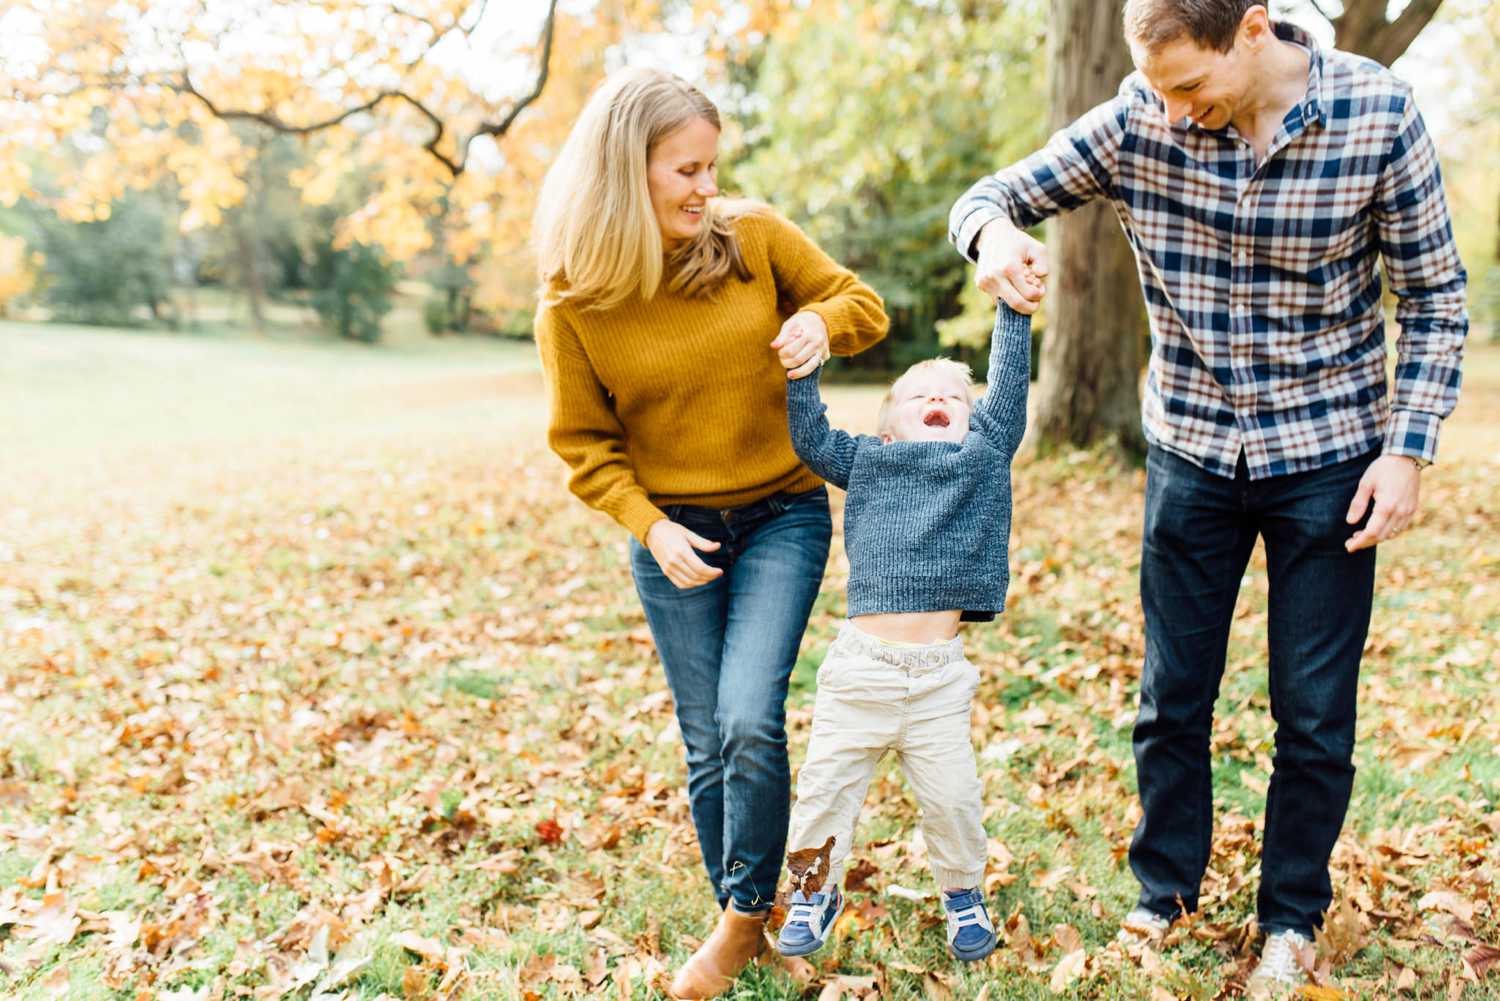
[{"x1": 669, "y1": 903, "x2": 770, "y2": 999}]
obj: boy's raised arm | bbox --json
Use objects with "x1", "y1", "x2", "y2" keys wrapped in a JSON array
[
  {"x1": 785, "y1": 367, "x2": 863, "y2": 490},
  {"x1": 971, "y1": 304, "x2": 1031, "y2": 456}
]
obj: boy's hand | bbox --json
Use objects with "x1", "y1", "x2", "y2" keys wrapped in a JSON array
[
  {"x1": 772, "y1": 311, "x2": 831, "y2": 380},
  {"x1": 976, "y1": 218, "x2": 1048, "y2": 314}
]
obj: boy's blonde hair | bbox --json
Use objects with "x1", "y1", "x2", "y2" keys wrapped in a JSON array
[
  {"x1": 876, "y1": 357, "x2": 975, "y2": 435},
  {"x1": 532, "y1": 67, "x2": 753, "y2": 310}
]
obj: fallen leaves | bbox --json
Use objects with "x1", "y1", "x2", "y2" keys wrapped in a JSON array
[{"x1": 2, "y1": 346, "x2": 1499, "y2": 1000}]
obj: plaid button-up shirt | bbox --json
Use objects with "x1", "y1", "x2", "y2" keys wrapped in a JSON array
[{"x1": 949, "y1": 21, "x2": 1467, "y2": 479}]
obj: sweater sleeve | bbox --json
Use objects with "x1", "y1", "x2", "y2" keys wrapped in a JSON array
[
  {"x1": 785, "y1": 367, "x2": 863, "y2": 490},
  {"x1": 970, "y1": 304, "x2": 1031, "y2": 456},
  {"x1": 534, "y1": 302, "x2": 666, "y2": 543},
  {"x1": 759, "y1": 211, "x2": 890, "y2": 356}
]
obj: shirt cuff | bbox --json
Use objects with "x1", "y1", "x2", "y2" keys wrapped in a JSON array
[
  {"x1": 952, "y1": 204, "x2": 1010, "y2": 264},
  {"x1": 1382, "y1": 409, "x2": 1441, "y2": 465},
  {"x1": 617, "y1": 493, "x2": 669, "y2": 545}
]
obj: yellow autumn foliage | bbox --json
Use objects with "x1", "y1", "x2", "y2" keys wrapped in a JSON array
[
  {"x1": 0, "y1": 235, "x2": 44, "y2": 315},
  {"x1": 0, "y1": 0, "x2": 803, "y2": 313}
]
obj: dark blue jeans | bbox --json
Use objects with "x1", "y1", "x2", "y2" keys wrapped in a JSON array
[
  {"x1": 1129, "y1": 446, "x2": 1377, "y2": 937},
  {"x1": 629, "y1": 486, "x2": 831, "y2": 912}
]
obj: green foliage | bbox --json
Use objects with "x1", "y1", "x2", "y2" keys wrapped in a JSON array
[
  {"x1": 423, "y1": 256, "x2": 477, "y2": 335},
  {"x1": 308, "y1": 231, "x2": 400, "y2": 343},
  {"x1": 728, "y1": 0, "x2": 1049, "y2": 372},
  {"x1": 423, "y1": 294, "x2": 454, "y2": 335},
  {"x1": 195, "y1": 133, "x2": 311, "y2": 295},
  {"x1": 23, "y1": 191, "x2": 176, "y2": 327}
]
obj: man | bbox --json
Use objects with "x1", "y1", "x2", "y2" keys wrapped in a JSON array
[{"x1": 949, "y1": 0, "x2": 1466, "y2": 991}]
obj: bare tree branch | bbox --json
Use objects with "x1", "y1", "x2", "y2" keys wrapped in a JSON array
[
  {"x1": 465, "y1": 0, "x2": 560, "y2": 159},
  {"x1": 1332, "y1": 0, "x2": 1446, "y2": 66},
  {"x1": 168, "y1": 0, "x2": 560, "y2": 179},
  {"x1": 1304, "y1": 0, "x2": 1336, "y2": 22}
]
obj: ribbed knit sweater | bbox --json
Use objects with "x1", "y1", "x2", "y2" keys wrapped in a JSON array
[
  {"x1": 786, "y1": 306, "x2": 1031, "y2": 620},
  {"x1": 535, "y1": 208, "x2": 888, "y2": 542}
]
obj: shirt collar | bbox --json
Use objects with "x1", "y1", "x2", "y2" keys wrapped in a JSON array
[{"x1": 1274, "y1": 20, "x2": 1327, "y2": 128}]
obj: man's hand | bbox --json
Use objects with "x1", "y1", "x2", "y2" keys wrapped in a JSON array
[
  {"x1": 646, "y1": 519, "x2": 723, "y2": 589},
  {"x1": 975, "y1": 218, "x2": 1048, "y2": 314},
  {"x1": 772, "y1": 311, "x2": 831, "y2": 380},
  {"x1": 1345, "y1": 455, "x2": 1423, "y2": 552}
]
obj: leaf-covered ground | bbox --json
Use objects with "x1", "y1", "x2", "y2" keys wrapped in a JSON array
[{"x1": 2, "y1": 322, "x2": 1498, "y2": 1000}]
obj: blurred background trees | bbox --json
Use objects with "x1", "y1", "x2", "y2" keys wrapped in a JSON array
[{"x1": 0, "y1": 0, "x2": 1493, "y2": 403}]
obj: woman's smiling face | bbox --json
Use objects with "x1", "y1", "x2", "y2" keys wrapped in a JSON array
[{"x1": 646, "y1": 117, "x2": 720, "y2": 247}]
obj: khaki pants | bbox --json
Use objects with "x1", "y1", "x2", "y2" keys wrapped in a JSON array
[{"x1": 786, "y1": 622, "x2": 986, "y2": 891}]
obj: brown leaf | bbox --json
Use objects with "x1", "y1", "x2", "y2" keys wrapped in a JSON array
[
  {"x1": 786, "y1": 835, "x2": 837, "y2": 896},
  {"x1": 1314, "y1": 895, "x2": 1368, "y2": 966},
  {"x1": 1466, "y1": 943, "x2": 1500, "y2": 979},
  {"x1": 392, "y1": 931, "x2": 446, "y2": 962},
  {"x1": 15, "y1": 892, "x2": 80, "y2": 948},
  {"x1": 843, "y1": 858, "x2": 879, "y2": 893},
  {"x1": 1416, "y1": 890, "x2": 1474, "y2": 923},
  {"x1": 766, "y1": 948, "x2": 817, "y2": 987},
  {"x1": 1295, "y1": 987, "x2": 1352, "y2": 1000},
  {"x1": 1049, "y1": 949, "x2": 1088, "y2": 993},
  {"x1": 402, "y1": 965, "x2": 431, "y2": 1001},
  {"x1": 584, "y1": 946, "x2": 609, "y2": 987},
  {"x1": 819, "y1": 978, "x2": 878, "y2": 1001},
  {"x1": 922, "y1": 971, "x2": 955, "y2": 1001}
]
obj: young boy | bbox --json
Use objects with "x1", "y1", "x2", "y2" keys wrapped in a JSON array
[{"x1": 775, "y1": 301, "x2": 1031, "y2": 963}]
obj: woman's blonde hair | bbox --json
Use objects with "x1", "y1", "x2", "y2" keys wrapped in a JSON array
[{"x1": 533, "y1": 67, "x2": 752, "y2": 310}]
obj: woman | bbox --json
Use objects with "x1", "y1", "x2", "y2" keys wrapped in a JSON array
[{"x1": 532, "y1": 68, "x2": 887, "y2": 998}]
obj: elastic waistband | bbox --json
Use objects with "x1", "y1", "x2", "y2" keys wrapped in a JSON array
[{"x1": 831, "y1": 621, "x2": 965, "y2": 671}]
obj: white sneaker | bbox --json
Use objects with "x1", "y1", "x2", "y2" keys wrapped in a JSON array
[
  {"x1": 1116, "y1": 907, "x2": 1171, "y2": 943},
  {"x1": 1247, "y1": 930, "x2": 1311, "y2": 996}
]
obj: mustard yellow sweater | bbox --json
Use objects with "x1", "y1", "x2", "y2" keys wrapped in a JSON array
[{"x1": 535, "y1": 209, "x2": 889, "y2": 543}]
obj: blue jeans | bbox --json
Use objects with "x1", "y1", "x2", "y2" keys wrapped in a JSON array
[
  {"x1": 1129, "y1": 446, "x2": 1377, "y2": 937},
  {"x1": 629, "y1": 486, "x2": 831, "y2": 912}
]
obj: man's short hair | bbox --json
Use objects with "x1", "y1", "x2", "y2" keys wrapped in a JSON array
[{"x1": 1123, "y1": 0, "x2": 1262, "y2": 54}]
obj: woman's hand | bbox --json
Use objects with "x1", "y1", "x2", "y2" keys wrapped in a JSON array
[
  {"x1": 771, "y1": 311, "x2": 831, "y2": 380},
  {"x1": 646, "y1": 519, "x2": 724, "y2": 588}
]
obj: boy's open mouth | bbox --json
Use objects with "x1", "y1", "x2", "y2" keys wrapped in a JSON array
[{"x1": 922, "y1": 410, "x2": 950, "y2": 428}]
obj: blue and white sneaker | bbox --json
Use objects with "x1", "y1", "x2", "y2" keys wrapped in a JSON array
[
  {"x1": 776, "y1": 887, "x2": 844, "y2": 957},
  {"x1": 943, "y1": 889, "x2": 997, "y2": 962}
]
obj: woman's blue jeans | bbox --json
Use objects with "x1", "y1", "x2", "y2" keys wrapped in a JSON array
[
  {"x1": 629, "y1": 486, "x2": 831, "y2": 912},
  {"x1": 1129, "y1": 446, "x2": 1377, "y2": 937}
]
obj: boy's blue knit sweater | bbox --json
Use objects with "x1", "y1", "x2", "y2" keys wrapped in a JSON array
[{"x1": 786, "y1": 306, "x2": 1030, "y2": 622}]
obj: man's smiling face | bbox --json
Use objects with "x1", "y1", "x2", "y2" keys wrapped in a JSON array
[{"x1": 1131, "y1": 33, "x2": 1254, "y2": 131}]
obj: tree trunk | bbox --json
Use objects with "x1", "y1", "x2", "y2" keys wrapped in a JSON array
[
  {"x1": 1328, "y1": 0, "x2": 1444, "y2": 67},
  {"x1": 1031, "y1": 0, "x2": 1147, "y2": 453},
  {"x1": 234, "y1": 214, "x2": 267, "y2": 334}
]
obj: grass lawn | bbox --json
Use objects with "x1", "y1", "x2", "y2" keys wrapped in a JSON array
[{"x1": 1, "y1": 321, "x2": 1497, "y2": 999}]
